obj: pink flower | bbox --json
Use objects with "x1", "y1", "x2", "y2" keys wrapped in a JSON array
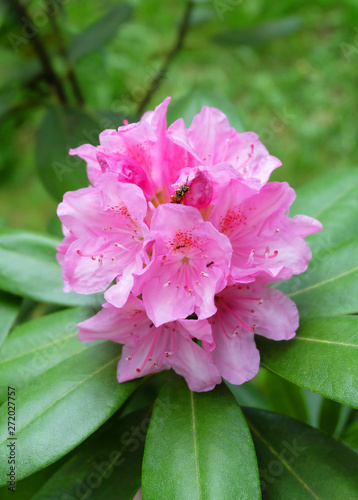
[
  {"x1": 56, "y1": 97, "x2": 322, "y2": 392},
  {"x1": 78, "y1": 295, "x2": 221, "y2": 392},
  {"x1": 209, "y1": 178, "x2": 322, "y2": 282},
  {"x1": 206, "y1": 280, "x2": 298, "y2": 385},
  {"x1": 126, "y1": 203, "x2": 232, "y2": 326},
  {"x1": 167, "y1": 106, "x2": 281, "y2": 187},
  {"x1": 69, "y1": 97, "x2": 187, "y2": 201},
  {"x1": 57, "y1": 172, "x2": 148, "y2": 307}
]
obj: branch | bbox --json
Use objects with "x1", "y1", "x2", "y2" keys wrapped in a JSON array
[
  {"x1": 136, "y1": 1, "x2": 195, "y2": 116},
  {"x1": 10, "y1": 0, "x2": 68, "y2": 104},
  {"x1": 46, "y1": 0, "x2": 85, "y2": 107}
]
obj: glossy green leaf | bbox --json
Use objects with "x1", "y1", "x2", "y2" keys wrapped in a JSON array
[
  {"x1": 142, "y1": 374, "x2": 260, "y2": 500},
  {"x1": 36, "y1": 105, "x2": 99, "y2": 201},
  {"x1": 212, "y1": 16, "x2": 302, "y2": 46},
  {"x1": 68, "y1": 4, "x2": 133, "y2": 63},
  {"x1": 244, "y1": 408, "x2": 358, "y2": 499},
  {"x1": 291, "y1": 169, "x2": 358, "y2": 254},
  {"x1": 276, "y1": 236, "x2": 358, "y2": 318},
  {"x1": 0, "y1": 291, "x2": 21, "y2": 347},
  {"x1": 0, "y1": 230, "x2": 102, "y2": 306},
  {"x1": 31, "y1": 407, "x2": 150, "y2": 500},
  {"x1": 0, "y1": 342, "x2": 139, "y2": 485},
  {"x1": 319, "y1": 398, "x2": 342, "y2": 436},
  {"x1": 0, "y1": 307, "x2": 94, "y2": 402},
  {"x1": 257, "y1": 315, "x2": 358, "y2": 409},
  {"x1": 167, "y1": 89, "x2": 245, "y2": 132}
]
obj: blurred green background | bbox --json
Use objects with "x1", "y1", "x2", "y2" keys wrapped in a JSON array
[{"x1": 0, "y1": 0, "x2": 357, "y2": 232}]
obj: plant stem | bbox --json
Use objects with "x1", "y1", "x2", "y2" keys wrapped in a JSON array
[
  {"x1": 10, "y1": 0, "x2": 68, "y2": 105},
  {"x1": 136, "y1": 1, "x2": 195, "y2": 116},
  {"x1": 45, "y1": 0, "x2": 85, "y2": 107}
]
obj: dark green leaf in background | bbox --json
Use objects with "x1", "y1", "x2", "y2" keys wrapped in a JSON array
[
  {"x1": 68, "y1": 4, "x2": 133, "y2": 63},
  {"x1": 318, "y1": 398, "x2": 343, "y2": 436},
  {"x1": 142, "y1": 374, "x2": 261, "y2": 500},
  {"x1": 0, "y1": 291, "x2": 21, "y2": 348},
  {"x1": 30, "y1": 408, "x2": 149, "y2": 500},
  {"x1": 36, "y1": 105, "x2": 99, "y2": 201},
  {"x1": 257, "y1": 315, "x2": 358, "y2": 409},
  {"x1": 0, "y1": 230, "x2": 102, "y2": 306},
  {"x1": 212, "y1": 16, "x2": 302, "y2": 46},
  {"x1": 0, "y1": 342, "x2": 139, "y2": 485},
  {"x1": 262, "y1": 371, "x2": 309, "y2": 424},
  {"x1": 244, "y1": 408, "x2": 358, "y2": 499}
]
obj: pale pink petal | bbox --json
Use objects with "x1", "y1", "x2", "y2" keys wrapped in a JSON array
[
  {"x1": 210, "y1": 328, "x2": 260, "y2": 385},
  {"x1": 133, "y1": 204, "x2": 232, "y2": 325},
  {"x1": 77, "y1": 295, "x2": 147, "y2": 344},
  {"x1": 169, "y1": 323, "x2": 221, "y2": 392}
]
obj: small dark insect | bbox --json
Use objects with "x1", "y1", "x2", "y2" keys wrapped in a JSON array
[
  {"x1": 170, "y1": 180, "x2": 190, "y2": 204},
  {"x1": 206, "y1": 261, "x2": 214, "y2": 268},
  {"x1": 176, "y1": 244, "x2": 185, "y2": 250},
  {"x1": 149, "y1": 323, "x2": 154, "y2": 328}
]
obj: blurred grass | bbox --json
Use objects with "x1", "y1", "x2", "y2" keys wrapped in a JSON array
[{"x1": 0, "y1": 0, "x2": 357, "y2": 231}]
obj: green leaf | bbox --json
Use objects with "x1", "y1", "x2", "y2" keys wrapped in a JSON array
[
  {"x1": 0, "y1": 291, "x2": 21, "y2": 347},
  {"x1": 167, "y1": 89, "x2": 245, "y2": 132},
  {"x1": 31, "y1": 408, "x2": 149, "y2": 500},
  {"x1": 0, "y1": 459, "x2": 66, "y2": 500},
  {"x1": 244, "y1": 408, "x2": 358, "y2": 499},
  {"x1": 291, "y1": 169, "x2": 358, "y2": 254},
  {"x1": 256, "y1": 315, "x2": 358, "y2": 409},
  {"x1": 68, "y1": 4, "x2": 133, "y2": 63},
  {"x1": 276, "y1": 236, "x2": 358, "y2": 318},
  {"x1": 142, "y1": 374, "x2": 261, "y2": 500},
  {"x1": 0, "y1": 307, "x2": 93, "y2": 402},
  {"x1": 0, "y1": 342, "x2": 139, "y2": 485},
  {"x1": 36, "y1": 105, "x2": 100, "y2": 201},
  {"x1": 212, "y1": 16, "x2": 302, "y2": 46},
  {"x1": 0, "y1": 229, "x2": 102, "y2": 306},
  {"x1": 319, "y1": 398, "x2": 343, "y2": 436}
]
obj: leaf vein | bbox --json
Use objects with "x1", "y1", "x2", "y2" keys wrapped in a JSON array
[{"x1": 247, "y1": 420, "x2": 321, "y2": 500}]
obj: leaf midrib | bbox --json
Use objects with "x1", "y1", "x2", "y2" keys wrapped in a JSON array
[
  {"x1": 190, "y1": 391, "x2": 201, "y2": 500},
  {"x1": 0, "y1": 331, "x2": 78, "y2": 365},
  {"x1": 294, "y1": 336, "x2": 358, "y2": 348},
  {"x1": 0, "y1": 353, "x2": 120, "y2": 444},
  {"x1": 247, "y1": 419, "x2": 321, "y2": 500},
  {"x1": 288, "y1": 265, "x2": 358, "y2": 297}
]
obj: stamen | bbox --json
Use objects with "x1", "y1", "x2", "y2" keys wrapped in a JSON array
[
  {"x1": 219, "y1": 301, "x2": 255, "y2": 332},
  {"x1": 136, "y1": 329, "x2": 161, "y2": 373}
]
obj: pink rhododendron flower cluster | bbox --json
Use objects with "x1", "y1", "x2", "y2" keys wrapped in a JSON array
[{"x1": 57, "y1": 97, "x2": 322, "y2": 392}]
